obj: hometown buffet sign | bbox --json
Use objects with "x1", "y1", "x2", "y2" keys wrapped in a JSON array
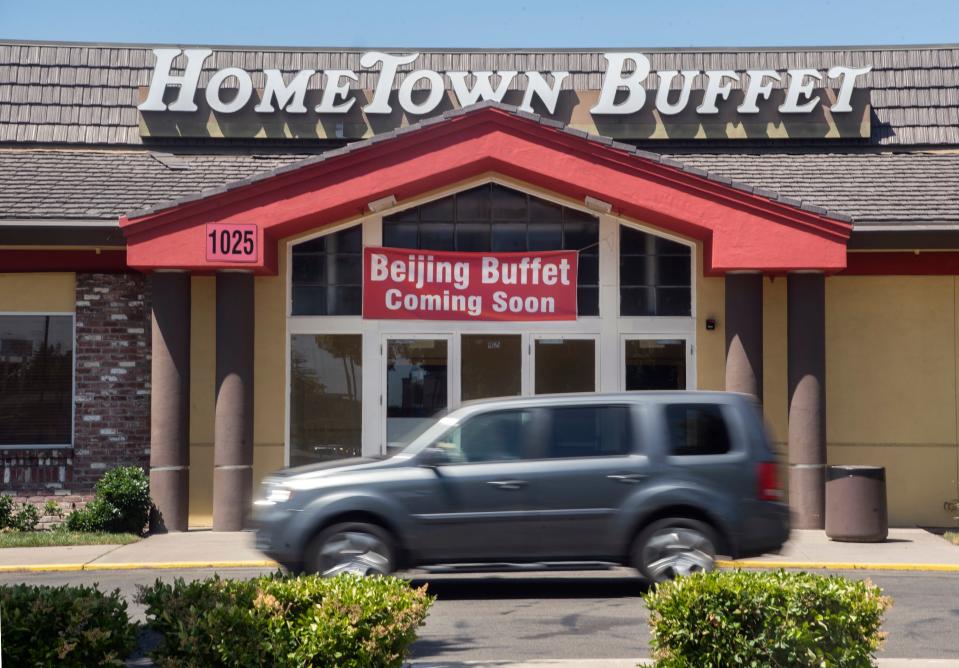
[
  {"x1": 362, "y1": 247, "x2": 578, "y2": 321},
  {"x1": 137, "y1": 50, "x2": 873, "y2": 140}
]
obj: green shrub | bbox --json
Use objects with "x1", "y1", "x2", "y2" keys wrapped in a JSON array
[
  {"x1": 645, "y1": 569, "x2": 891, "y2": 668},
  {"x1": 0, "y1": 494, "x2": 13, "y2": 528},
  {"x1": 9, "y1": 501, "x2": 40, "y2": 532},
  {"x1": 65, "y1": 466, "x2": 151, "y2": 534},
  {"x1": 137, "y1": 573, "x2": 434, "y2": 668},
  {"x1": 0, "y1": 583, "x2": 137, "y2": 667}
]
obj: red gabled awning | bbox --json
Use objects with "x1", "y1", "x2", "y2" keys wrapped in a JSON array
[{"x1": 121, "y1": 103, "x2": 851, "y2": 276}]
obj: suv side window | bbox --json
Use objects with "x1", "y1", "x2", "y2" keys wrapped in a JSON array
[
  {"x1": 541, "y1": 405, "x2": 633, "y2": 458},
  {"x1": 666, "y1": 403, "x2": 731, "y2": 456},
  {"x1": 438, "y1": 409, "x2": 535, "y2": 463}
]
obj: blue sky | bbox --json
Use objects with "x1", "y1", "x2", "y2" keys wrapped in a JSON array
[{"x1": 1, "y1": 0, "x2": 957, "y2": 48}]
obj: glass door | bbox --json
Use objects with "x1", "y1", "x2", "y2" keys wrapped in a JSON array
[
  {"x1": 460, "y1": 334, "x2": 522, "y2": 401},
  {"x1": 384, "y1": 336, "x2": 451, "y2": 450},
  {"x1": 622, "y1": 336, "x2": 689, "y2": 390},
  {"x1": 532, "y1": 336, "x2": 598, "y2": 394}
]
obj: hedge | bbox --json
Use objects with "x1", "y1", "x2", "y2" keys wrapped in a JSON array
[
  {"x1": 66, "y1": 465, "x2": 152, "y2": 534},
  {"x1": 0, "y1": 583, "x2": 138, "y2": 667},
  {"x1": 645, "y1": 569, "x2": 891, "y2": 668},
  {"x1": 136, "y1": 572, "x2": 434, "y2": 668}
]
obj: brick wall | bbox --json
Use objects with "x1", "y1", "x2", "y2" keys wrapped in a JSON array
[{"x1": 73, "y1": 273, "x2": 152, "y2": 487}]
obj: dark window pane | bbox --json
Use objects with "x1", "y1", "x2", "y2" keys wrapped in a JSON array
[
  {"x1": 527, "y1": 222, "x2": 563, "y2": 250},
  {"x1": 655, "y1": 288, "x2": 692, "y2": 316},
  {"x1": 292, "y1": 254, "x2": 324, "y2": 283},
  {"x1": 543, "y1": 405, "x2": 631, "y2": 458},
  {"x1": 335, "y1": 225, "x2": 363, "y2": 252},
  {"x1": 328, "y1": 287, "x2": 363, "y2": 315},
  {"x1": 620, "y1": 225, "x2": 654, "y2": 255},
  {"x1": 290, "y1": 334, "x2": 362, "y2": 466},
  {"x1": 654, "y1": 236, "x2": 690, "y2": 256},
  {"x1": 620, "y1": 286, "x2": 654, "y2": 316},
  {"x1": 292, "y1": 286, "x2": 326, "y2": 315},
  {"x1": 657, "y1": 256, "x2": 692, "y2": 286},
  {"x1": 564, "y1": 207, "x2": 596, "y2": 224},
  {"x1": 389, "y1": 206, "x2": 420, "y2": 222},
  {"x1": 577, "y1": 287, "x2": 599, "y2": 316},
  {"x1": 461, "y1": 335, "x2": 522, "y2": 401},
  {"x1": 491, "y1": 222, "x2": 528, "y2": 252},
  {"x1": 456, "y1": 222, "x2": 491, "y2": 252},
  {"x1": 619, "y1": 255, "x2": 649, "y2": 286},
  {"x1": 419, "y1": 223, "x2": 455, "y2": 250},
  {"x1": 625, "y1": 339, "x2": 686, "y2": 391},
  {"x1": 578, "y1": 253, "x2": 599, "y2": 285},
  {"x1": 456, "y1": 186, "x2": 491, "y2": 220},
  {"x1": 0, "y1": 315, "x2": 74, "y2": 446},
  {"x1": 666, "y1": 404, "x2": 731, "y2": 456},
  {"x1": 528, "y1": 197, "x2": 564, "y2": 222},
  {"x1": 420, "y1": 197, "x2": 454, "y2": 221},
  {"x1": 563, "y1": 220, "x2": 598, "y2": 251},
  {"x1": 535, "y1": 339, "x2": 595, "y2": 394},
  {"x1": 383, "y1": 222, "x2": 418, "y2": 248},
  {"x1": 491, "y1": 185, "x2": 528, "y2": 220}
]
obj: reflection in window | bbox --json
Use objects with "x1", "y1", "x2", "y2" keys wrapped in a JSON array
[
  {"x1": 386, "y1": 339, "x2": 448, "y2": 446},
  {"x1": 620, "y1": 226, "x2": 691, "y2": 316},
  {"x1": 0, "y1": 315, "x2": 74, "y2": 446},
  {"x1": 384, "y1": 183, "x2": 599, "y2": 315},
  {"x1": 439, "y1": 410, "x2": 534, "y2": 463},
  {"x1": 291, "y1": 226, "x2": 363, "y2": 316},
  {"x1": 290, "y1": 335, "x2": 362, "y2": 465},
  {"x1": 625, "y1": 339, "x2": 687, "y2": 390}
]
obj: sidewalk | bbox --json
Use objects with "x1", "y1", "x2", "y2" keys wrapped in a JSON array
[
  {"x1": 406, "y1": 660, "x2": 959, "y2": 667},
  {"x1": 1, "y1": 528, "x2": 957, "y2": 573}
]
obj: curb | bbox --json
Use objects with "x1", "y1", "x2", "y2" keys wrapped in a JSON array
[
  {"x1": 1, "y1": 558, "x2": 958, "y2": 574},
  {"x1": 0, "y1": 559, "x2": 278, "y2": 574}
]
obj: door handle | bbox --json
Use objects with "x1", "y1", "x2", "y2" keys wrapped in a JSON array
[
  {"x1": 607, "y1": 473, "x2": 648, "y2": 484},
  {"x1": 486, "y1": 480, "x2": 528, "y2": 490}
]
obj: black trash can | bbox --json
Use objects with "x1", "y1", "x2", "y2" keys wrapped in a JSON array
[{"x1": 825, "y1": 465, "x2": 888, "y2": 542}]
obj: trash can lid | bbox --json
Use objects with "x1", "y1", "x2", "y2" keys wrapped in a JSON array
[{"x1": 826, "y1": 465, "x2": 886, "y2": 481}]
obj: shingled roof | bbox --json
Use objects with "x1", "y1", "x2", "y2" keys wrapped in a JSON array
[{"x1": 2, "y1": 40, "x2": 959, "y2": 146}]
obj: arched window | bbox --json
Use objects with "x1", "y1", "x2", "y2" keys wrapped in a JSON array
[
  {"x1": 619, "y1": 226, "x2": 691, "y2": 316},
  {"x1": 383, "y1": 183, "x2": 599, "y2": 315},
  {"x1": 291, "y1": 225, "x2": 363, "y2": 316}
]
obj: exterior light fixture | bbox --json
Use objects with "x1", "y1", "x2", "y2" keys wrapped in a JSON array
[
  {"x1": 584, "y1": 196, "x2": 612, "y2": 214},
  {"x1": 367, "y1": 195, "x2": 397, "y2": 213}
]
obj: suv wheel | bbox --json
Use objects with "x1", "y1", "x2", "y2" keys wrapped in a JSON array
[
  {"x1": 632, "y1": 517, "x2": 717, "y2": 583},
  {"x1": 305, "y1": 522, "x2": 396, "y2": 577}
]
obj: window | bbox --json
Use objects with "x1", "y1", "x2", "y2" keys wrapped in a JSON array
[
  {"x1": 291, "y1": 225, "x2": 363, "y2": 315},
  {"x1": 625, "y1": 339, "x2": 687, "y2": 390},
  {"x1": 620, "y1": 226, "x2": 691, "y2": 316},
  {"x1": 0, "y1": 314, "x2": 73, "y2": 447},
  {"x1": 665, "y1": 404, "x2": 731, "y2": 456},
  {"x1": 541, "y1": 405, "x2": 633, "y2": 458},
  {"x1": 437, "y1": 409, "x2": 535, "y2": 463},
  {"x1": 383, "y1": 183, "x2": 599, "y2": 316}
]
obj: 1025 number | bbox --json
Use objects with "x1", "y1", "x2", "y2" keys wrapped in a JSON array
[{"x1": 205, "y1": 224, "x2": 257, "y2": 262}]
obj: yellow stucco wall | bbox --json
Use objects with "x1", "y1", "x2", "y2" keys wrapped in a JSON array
[
  {"x1": 0, "y1": 273, "x2": 75, "y2": 312},
  {"x1": 695, "y1": 247, "x2": 725, "y2": 392}
]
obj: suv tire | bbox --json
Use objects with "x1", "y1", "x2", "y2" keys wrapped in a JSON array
[
  {"x1": 304, "y1": 522, "x2": 396, "y2": 577},
  {"x1": 632, "y1": 517, "x2": 717, "y2": 583}
]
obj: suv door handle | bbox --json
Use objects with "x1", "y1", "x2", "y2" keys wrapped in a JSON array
[
  {"x1": 486, "y1": 480, "x2": 528, "y2": 490},
  {"x1": 607, "y1": 473, "x2": 648, "y2": 484}
]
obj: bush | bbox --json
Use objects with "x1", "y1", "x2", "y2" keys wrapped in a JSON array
[
  {"x1": 0, "y1": 494, "x2": 13, "y2": 528},
  {"x1": 66, "y1": 466, "x2": 151, "y2": 534},
  {"x1": 0, "y1": 583, "x2": 137, "y2": 667},
  {"x1": 645, "y1": 569, "x2": 891, "y2": 668},
  {"x1": 9, "y1": 501, "x2": 40, "y2": 532},
  {"x1": 137, "y1": 573, "x2": 434, "y2": 668}
]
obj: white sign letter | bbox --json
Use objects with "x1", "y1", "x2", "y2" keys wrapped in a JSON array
[
  {"x1": 591, "y1": 53, "x2": 651, "y2": 115},
  {"x1": 398, "y1": 70, "x2": 446, "y2": 115},
  {"x1": 737, "y1": 70, "x2": 781, "y2": 114},
  {"x1": 361, "y1": 51, "x2": 419, "y2": 114},
  {"x1": 370, "y1": 254, "x2": 388, "y2": 281},
  {"x1": 205, "y1": 67, "x2": 253, "y2": 113},
  {"x1": 655, "y1": 70, "x2": 698, "y2": 115},
  {"x1": 697, "y1": 70, "x2": 739, "y2": 114},
  {"x1": 448, "y1": 71, "x2": 517, "y2": 106},
  {"x1": 254, "y1": 69, "x2": 315, "y2": 114},
  {"x1": 780, "y1": 69, "x2": 822, "y2": 113},
  {"x1": 138, "y1": 48, "x2": 212, "y2": 112},
  {"x1": 316, "y1": 70, "x2": 358, "y2": 113},
  {"x1": 827, "y1": 65, "x2": 872, "y2": 112},
  {"x1": 519, "y1": 71, "x2": 569, "y2": 114}
]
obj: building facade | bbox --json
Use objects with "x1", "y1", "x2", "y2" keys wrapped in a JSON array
[{"x1": 1, "y1": 40, "x2": 958, "y2": 530}]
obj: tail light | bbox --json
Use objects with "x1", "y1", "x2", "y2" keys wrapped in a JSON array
[{"x1": 757, "y1": 462, "x2": 784, "y2": 501}]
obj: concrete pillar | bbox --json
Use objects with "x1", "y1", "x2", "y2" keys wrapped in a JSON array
[
  {"x1": 724, "y1": 272, "x2": 763, "y2": 400},
  {"x1": 213, "y1": 272, "x2": 255, "y2": 531},
  {"x1": 149, "y1": 271, "x2": 191, "y2": 532},
  {"x1": 787, "y1": 272, "x2": 827, "y2": 529}
]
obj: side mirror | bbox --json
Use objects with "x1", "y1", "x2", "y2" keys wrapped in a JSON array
[{"x1": 420, "y1": 446, "x2": 452, "y2": 468}]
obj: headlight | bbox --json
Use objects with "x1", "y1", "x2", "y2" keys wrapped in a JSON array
[{"x1": 254, "y1": 485, "x2": 294, "y2": 507}]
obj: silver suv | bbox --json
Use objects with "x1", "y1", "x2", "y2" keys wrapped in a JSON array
[{"x1": 254, "y1": 392, "x2": 789, "y2": 582}]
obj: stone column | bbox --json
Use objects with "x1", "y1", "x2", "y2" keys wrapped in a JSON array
[
  {"x1": 787, "y1": 272, "x2": 827, "y2": 529},
  {"x1": 724, "y1": 272, "x2": 764, "y2": 400},
  {"x1": 213, "y1": 272, "x2": 255, "y2": 531},
  {"x1": 149, "y1": 271, "x2": 191, "y2": 532}
]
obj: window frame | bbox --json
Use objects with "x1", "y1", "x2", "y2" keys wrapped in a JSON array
[{"x1": 0, "y1": 311, "x2": 76, "y2": 450}]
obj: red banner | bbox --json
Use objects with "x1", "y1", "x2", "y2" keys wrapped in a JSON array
[{"x1": 363, "y1": 247, "x2": 578, "y2": 321}]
